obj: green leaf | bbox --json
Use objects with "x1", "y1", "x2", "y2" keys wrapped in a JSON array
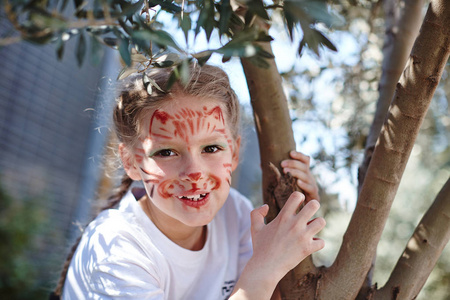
[
  {"x1": 256, "y1": 32, "x2": 274, "y2": 42},
  {"x1": 117, "y1": 66, "x2": 139, "y2": 80},
  {"x1": 166, "y1": 68, "x2": 179, "y2": 90},
  {"x1": 153, "y1": 60, "x2": 175, "y2": 68},
  {"x1": 217, "y1": 0, "x2": 232, "y2": 36},
  {"x1": 283, "y1": 0, "x2": 344, "y2": 37},
  {"x1": 179, "y1": 59, "x2": 190, "y2": 85},
  {"x1": 103, "y1": 37, "x2": 118, "y2": 48},
  {"x1": 247, "y1": 0, "x2": 269, "y2": 20},
  {"x1": 222, "y1": 55, "x2": 231, "y2": 63},
  {"x1": 218, "y1": 42, "x2": 257, "y2": 58},
  {"x1": 132, "y1": 29, "x2": 181, "y2": 51},
  {"x1": 193, "y1": 50, "x2": 213, "y2": 66},
  {"x1": 118, "y1": 35, "x2": 131, "y2": 66},
  {"x1": 76, "y1": 32, "x2": 86, "y2": 67},
  {"x1": 299, "y1": 0, "x2": 343, "y2": 27},
  {"x1": 56, "y1": 37, "x2": 65, "y2": 60},
  {"x1": 179, "y1": 14, "x2": 191, "y2": 43},
  {"x1": 195, "y1": 0, "x2": 215, "y2": 41},
  {"x1": 119, "y1": 0, "x2": 144, "y2": 17},
  {"x1": 298, "y1": 27, "x2": 336, "y2": 57},
  {"x1": 90, "y1": 35, "x2": 104, "y2": 65},
  {"x1": 148, "y1": 0, "x2": 181, "y2": 13}
]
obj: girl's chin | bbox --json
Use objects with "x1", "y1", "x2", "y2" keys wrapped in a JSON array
[{"x1": 180, "y1": 214, "x2": 215, "y2": 228}]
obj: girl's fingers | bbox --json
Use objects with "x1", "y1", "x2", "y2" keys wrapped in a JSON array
[
  {"x1": 283, "y1": 168, "x2": 309, "y2": 182},
  {"x1": 281, "y1": 191, "x2": 305, "y2": 215},
  {"x1": 297, "y1": 180, "x2": 317, "y2": 196},
  {"x1": 311, "y1": 237, "x2": 325, "y2": 252},
  {"x1": 307, "y1": 217, "x2": 326, "y2": 236},
  {"x1": 250, "y1": 204, "x2": 269, "y2": 234},
  {"x1": 289, "y1": 151, "x2": 310, "y2": 164},
  {"x1": 297, "y1": 199, "x2": 320, "y2": 222},
  {"x1": 281, "y1": 159, "x2": 308, "y2": 172}
]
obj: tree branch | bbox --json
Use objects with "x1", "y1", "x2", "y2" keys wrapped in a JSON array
[
  {"x1": 374, "y1": 177, "x2": 450, "y2": 299},
  {"x1": 358, "y1": 0, "x2": 425, "y2": 193},
  {"x1": 357, "y1": 1, "x2": 425, "y2": 296},
  {"x1": 320, "y1": 0, "x2": 450, "y2": 298}
]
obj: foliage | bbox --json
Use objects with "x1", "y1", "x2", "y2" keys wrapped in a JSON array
[
  {"x1": 1, "y1": 0, "x2": 340, "y2": 81},
  {"x1": 0, "y1": 183, "x2": 50, "y2": 299}
]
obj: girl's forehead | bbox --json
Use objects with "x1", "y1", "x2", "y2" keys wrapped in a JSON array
[{"x1": 138, "y1": 95, "x2": 230, "y2": 137}]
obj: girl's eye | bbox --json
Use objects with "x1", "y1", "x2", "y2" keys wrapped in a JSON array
[
  {"x1": 153, "y1": 149, "x2": 176, "y2": 157},
  {"x1": 202, "y1": 145, "x2": 223, "y2": 153}
]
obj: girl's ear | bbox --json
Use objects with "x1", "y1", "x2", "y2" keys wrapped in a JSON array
[
  {"x1": 119, "y1": 143, "x2": 142, "y2": 181},
  {"x1": 231, "y1": 137, "x2": 241, "y2": 172}
]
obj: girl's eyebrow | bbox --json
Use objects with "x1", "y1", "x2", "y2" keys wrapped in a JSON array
[{"x1": 196, "y1": 133, "x2": 229, "y2": 145}]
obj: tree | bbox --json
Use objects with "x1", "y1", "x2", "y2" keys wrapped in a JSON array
[{"x1": 1, "y1": 0, "x2": 449, "y2": 298}]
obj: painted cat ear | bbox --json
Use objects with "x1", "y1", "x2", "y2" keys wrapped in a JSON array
[{"x1": 119, "y1": 143, "x2": 142, "y2": 181}]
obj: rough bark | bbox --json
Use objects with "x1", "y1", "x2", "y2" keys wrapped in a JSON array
[
  {"x1": 374, "y1": 178, "x2": 450, "y2": 299},
  {"x1": 319, "y1": 0, "x2": 450, "y2": 298},
  {"x1": 359, "y1": 0, "x2": 424, "y2": 193},
  {"x1": 241, "y1": 41, "x2": 320, "y2": 299},
  {"x1": 357, "y1": 1, "x2": 425, "y2": 296}
]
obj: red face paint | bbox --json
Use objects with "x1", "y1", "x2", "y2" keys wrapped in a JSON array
[{"x1": 132, "y1": 96, "x2": 238, "y2": 231}]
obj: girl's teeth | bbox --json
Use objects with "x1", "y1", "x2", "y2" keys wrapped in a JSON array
[{"x1": 179, "y1": 194, "x2": 207, "y2": 201}]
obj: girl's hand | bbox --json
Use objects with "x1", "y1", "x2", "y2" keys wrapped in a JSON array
[
  {"x1": 231, "y1": 192, "x2": 325, "y2": 299},
  {"x1": 281, "y1": 151, "x2": 320, "y2": 202},
  {"x1": 250, "y1": 192, "x2": 325, "y2": 280}
]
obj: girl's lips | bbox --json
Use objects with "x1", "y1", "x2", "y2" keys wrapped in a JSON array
[{"x1": 178, "y1": 193, "x2": 210, "y2": 208}]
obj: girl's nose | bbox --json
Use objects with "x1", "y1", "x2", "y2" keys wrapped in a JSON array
[
  {"x1": 179, "y1": 156, "x2": 204, "y2": 182},
  {"x1": 187, "y1": 172, "x2": 202, "y2": 181},
  {"x1": 180, "y1": 171, "x2": 204, "y2": 182}
]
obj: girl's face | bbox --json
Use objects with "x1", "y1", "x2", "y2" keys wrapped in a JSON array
[{"x1": 123, "y1": 95, "x2": 240, "y2": 229}]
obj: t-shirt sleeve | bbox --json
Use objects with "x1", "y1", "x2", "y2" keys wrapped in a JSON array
[
  {"x1": 63, "y1": 213, "x2": 166, "y2": 300},
  {"x1": 90, "y1": 255, "x2": 164, "y2": 299}
]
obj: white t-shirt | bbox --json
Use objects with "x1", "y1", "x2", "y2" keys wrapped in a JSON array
[{"x1": 62, "y1": 187, "x2": 254, "y2": 300}]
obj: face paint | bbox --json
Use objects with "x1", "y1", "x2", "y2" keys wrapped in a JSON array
[{"x1": 132, "y1": 96, "x2": 238, "y2": 230}]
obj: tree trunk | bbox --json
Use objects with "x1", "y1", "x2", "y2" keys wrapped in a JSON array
[
  {"x1": 241, "y1": 40, "x2": 319, "y2": 299},
  {"x1": 319, "y1": 0, "x2": 450, "y2": 298}
]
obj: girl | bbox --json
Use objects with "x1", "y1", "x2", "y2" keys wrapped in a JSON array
[{"x1": 53, "y1": 64, "x2": 325, "y2": 299}]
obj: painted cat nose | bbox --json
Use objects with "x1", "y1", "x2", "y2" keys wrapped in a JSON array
[{"x1": 186, "y1": 172, "x2": 202, "y2": 181}]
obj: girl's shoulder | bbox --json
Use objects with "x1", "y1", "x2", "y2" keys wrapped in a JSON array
[{"x1": 78, "y1": 190, "x2": 161, "y2": 264}]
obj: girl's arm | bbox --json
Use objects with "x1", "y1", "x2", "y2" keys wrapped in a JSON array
[
  {"x1": 230, "y1": 192, "x2": 325, "y2": 300},
  {"x1": 281, "y1": 151, "x2": 320, "y2": 202}
]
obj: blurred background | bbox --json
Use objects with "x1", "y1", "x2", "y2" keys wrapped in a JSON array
[{"x1": 0, "y1": 1, "x2": 449, "y2": 299}]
